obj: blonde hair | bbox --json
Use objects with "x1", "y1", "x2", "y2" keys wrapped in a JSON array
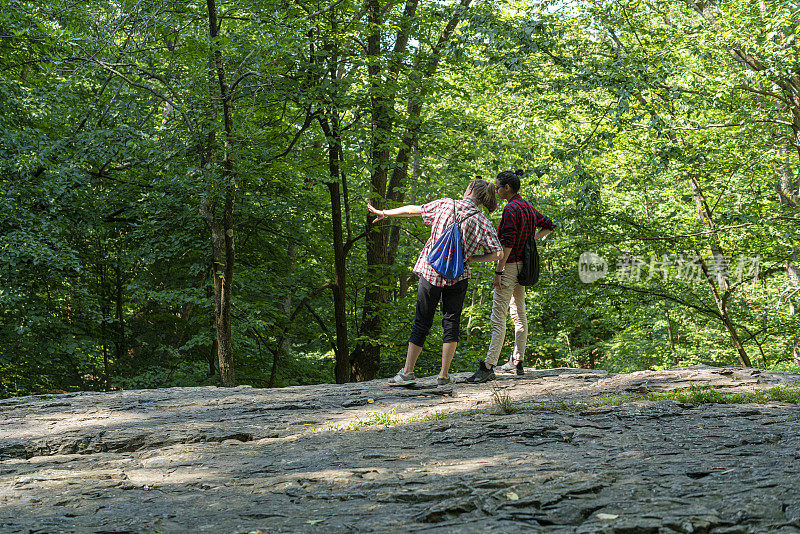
[{"x1": 470, "y1": 178, "x2": 497, "y2": 213}]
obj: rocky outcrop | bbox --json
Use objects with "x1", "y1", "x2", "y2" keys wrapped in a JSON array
[{"x1": 1, "y1": 366, "x2": 799, "y2": 533}]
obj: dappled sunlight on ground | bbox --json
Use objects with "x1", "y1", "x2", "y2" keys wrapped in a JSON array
[{"x1": 2, "y1": 366, "x2": 800, "y2": 532}]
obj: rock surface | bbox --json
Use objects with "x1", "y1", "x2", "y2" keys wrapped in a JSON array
[{"x1": 1, "y1": 365, "x2": 800, "y2": 533}]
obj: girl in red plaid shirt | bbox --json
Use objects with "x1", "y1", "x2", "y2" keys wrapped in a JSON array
[{"x1": 368, "y1": 178, "x2": 503, "y2": 386}]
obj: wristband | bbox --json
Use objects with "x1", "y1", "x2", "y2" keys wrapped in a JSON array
[{"x1": 495, "y1": 271, "x2": 504, "y2": 275}]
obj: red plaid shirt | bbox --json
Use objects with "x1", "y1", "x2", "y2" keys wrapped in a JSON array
[
  {"x1": 413, "y1": 198, "x2": 503, "y2": 287},
  {"x1": 498, "y1": 194, "x2": 554, "y2": 263}
]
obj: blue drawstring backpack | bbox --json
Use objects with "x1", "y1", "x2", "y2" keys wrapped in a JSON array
[{"x1": 427, "y1": 200, "x2": 479, "y2": 281}]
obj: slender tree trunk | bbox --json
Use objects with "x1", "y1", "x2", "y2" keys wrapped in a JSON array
[
  {"x1": 200, "y1": 0, "x2": 236, "y2": 386},
  {"x1": 688, "y1": 177, "x2": 729, "y2": 291},
  {"x1": 664, "y1": 306, "x2": 676, "y2": 363},
  {"x1": 398, "y1": 271, "x2": 414, "y2": 299},
  {"x1": 410, "y1": 139, "x2": 420, "y2": 203},
  {"x1": 387, "y1": 0, "x2": 471, "y2": 264},
  {"x1": 205, "y1": 264, "x2": 217, "y2": 377},
  {"x1": 789, "y1": 256, "x2": 800, "y2": 364},
  {"x1": 283, "y1": 243, "x2": 297, "y2": 354},
  {"x1": 397, "y1": 142, "x2": 421, "y2": 303},
  {"x1": 315, "y1": 10, "x2": 352, "y2": 382},
  {"x1": 328, "y1": 179, "x2": 350, "y2": 383},
  {"x1": 319, "y1": 113, "x2": 350, "y2": 383},
  {"x1": 114, "y1": 255, "x2": 126, "y2": 364},
  {"x1": 775, "y1": 142, "x2": 799, "y2": 206},
  {"x1": 565, "y1": 333, "x2": 573, "y2": 361},
  {"x1": 697, "y1": 254, "x2": 752, "y2": 367},
  {"x1": 688, "y1": 177, "x2": 751, "y2": 366},
  {"x1": 98, "y1": 238, "x2": 110, "y2": 391}
]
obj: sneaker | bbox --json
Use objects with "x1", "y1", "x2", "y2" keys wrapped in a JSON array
[
  {"x1": 466, "y1": 361, "x2": 495, "y2": 383},
  {"x1": 437, "y1": 376, "x2": 454, "y2": 386},
  {"x1": 498, "y1": 358, "x2": 525, "y2": 376},
  {"x1": 498, "y1": 358, "x2": 517, "y2": 373},
  {"x1": 388, "y1": 370, "x2": 416, "y2": 386}
]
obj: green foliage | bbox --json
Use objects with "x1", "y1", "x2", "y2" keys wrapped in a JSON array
[{"x1": 2, "y1": 0, "x2": 800, "y2": 397}]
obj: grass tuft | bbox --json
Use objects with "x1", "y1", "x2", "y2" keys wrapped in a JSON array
[
  {"x1": 646, "y1": 384, "x2": 800, "y2": 405},
  {"x1": 328, "y1": 410, "x2": 401, "y2": 431},
  {"x1": 490, "y1": 384, "x2": 523, "y2": 414}
]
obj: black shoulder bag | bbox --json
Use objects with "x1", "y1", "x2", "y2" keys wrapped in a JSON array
[{"x1": 517, "y1": 232, "x2": 540, "y2": 286}]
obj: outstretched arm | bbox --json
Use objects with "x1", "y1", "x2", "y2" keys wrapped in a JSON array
[{"x1": 367, "y1": 203, "x2": 422, "y2": 222}]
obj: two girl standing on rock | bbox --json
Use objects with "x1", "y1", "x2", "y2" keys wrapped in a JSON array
[
  {"x1": 370, "y1": 171, "x2": 554, "y2": 386},
  {"x1": 367, "y1": 179, "x2": 503, "y2": 386}
]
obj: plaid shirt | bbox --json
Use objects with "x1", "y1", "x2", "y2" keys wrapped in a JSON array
[
  {"x1": 498, "y1": 194, "x2": 555, "y2": 263},
  {"x1": 413, "y1": 198, "x2": 503, "y2": 287}
]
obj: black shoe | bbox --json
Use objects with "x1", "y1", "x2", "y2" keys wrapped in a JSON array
[
  {"x1": 515, "y1": 361, "x2": 525, "y2": 376},
  {"x1": 466, "y1": 361, "x2": 495, "y2": 383}
]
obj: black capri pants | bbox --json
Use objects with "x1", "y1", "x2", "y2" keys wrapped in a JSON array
[{"x1": 409, "y1": 277, "x2": 469, "y2": 347}]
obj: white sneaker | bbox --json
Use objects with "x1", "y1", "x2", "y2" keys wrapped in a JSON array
[
  {"x1": 498, "y1": 359, "x2": 517, "y2": 373},
  {"x1": 387, "y1": 370, "x2": 416, "y2": 386},
  {"x1": 498, "y1": 359, "x2": 525, "y2": 375}
]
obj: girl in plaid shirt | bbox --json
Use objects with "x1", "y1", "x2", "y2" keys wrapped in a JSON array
[{"x1": 368, "y1": 178, "x2": 503, "y2": 386}]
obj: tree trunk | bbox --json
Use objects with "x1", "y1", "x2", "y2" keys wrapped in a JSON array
[
  {"x1": 352, "y1": 0, "x2": 472, "y2": 380},
  {"x1": 201, "y1": 0, "x2": 236, "y2": 387},
  {"x1": 315, "y1": 10, "x2": 351, "y2": 380},
  {"x1": 319, "y1": 112, "x2": 350, "y2": 383},
  {"x1": 789, "y1": 256, "x2": 800, "y2": 364},
  {"x1": 775, "y1": 142, "x2": 798, "y2": 206},
  {"x1": 205, "y1": 266, "x2": 217, "y2": 378},
  {"x1": 328, "y1": 179, "x2": 350, "y2": 383},
  {"x1": 664, "y1": 305, "x2": 676, "y2": 362},
  {"x1": 688, "y1": 176, "x2": 729, "y2": 291},
  {"x1": 410, "y1": 139, "x2": 420, "y2": 203},
  {"x1": 387, "y1": 0, "x2": 472, "y2": 264},
  {"x1": 282, "y1": 243, "x2": 297, "y2": 354},
  {"x1": 687, "y1": 178, "x2": 751, "y2": 367},
  {"x1": 697, "y1": 255, "x2": 753, "y2": 367},
  {"x1": 98, "y1": 252, "x2": 110, "y2": 391},
  {"x1": 349, "y1": 0, "x2": 398, "y2": 381},
  {"x1": 114, "y1": 254, "x2": 126, "y2": 365}
]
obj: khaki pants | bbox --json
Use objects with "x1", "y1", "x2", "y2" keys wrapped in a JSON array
[{"x1": 485, "y1": 262, "x2": 528, "y2": 367}]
